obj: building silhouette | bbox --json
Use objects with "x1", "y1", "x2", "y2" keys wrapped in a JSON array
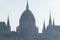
[{"x1": 0, "y1": 1, "x2": 60, "y2": 40}]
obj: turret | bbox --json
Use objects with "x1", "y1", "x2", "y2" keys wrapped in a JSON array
[
  {"x1": 49, "y1": 13, "x2": 52, "y2": 25},
  {"x1": 6, "y1": 15, "x2": 11, "y2": 33}
]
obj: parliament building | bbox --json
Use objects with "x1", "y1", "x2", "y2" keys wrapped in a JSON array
[{"x1": 0, "y1": 1, "x2": 60, "y2": 40}]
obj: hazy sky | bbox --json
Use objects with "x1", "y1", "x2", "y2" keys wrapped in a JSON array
[{"x1": 0, "y1": 0, "x2": 60, "y2": 33}]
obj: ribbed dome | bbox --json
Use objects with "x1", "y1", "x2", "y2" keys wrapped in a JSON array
[
  {"x1": 20, "y1": 9, "x2": 35, "y2": 25},
  {"x1": 17, "y1": 2, "x2": 38, "y2": 36}
]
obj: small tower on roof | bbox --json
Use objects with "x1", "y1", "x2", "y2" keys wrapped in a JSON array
[
  {"x1": 49, "y1": 12, "x2": 52, "y2": 25},
  {"x1": 7, "y1": 15, "x2": 10, "y2": 26},
  {"x1": 6, "y1": 15, "x2": 11, "y2": 33}
]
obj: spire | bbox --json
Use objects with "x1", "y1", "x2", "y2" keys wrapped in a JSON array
[
  {"x1": 49, "y1": 12, "x2": 52, "y2": 25},
  {"x1": 6, "y1": 15, "x2": 11, "y2": 33},
  {"x1": 53, "y1": 18, "x2": 55, "y2": 26},
  {"x1": 26, "y1": 0, "x2": 29, "y2": 10},
  {"x1": 7, "y1": 15, "x2": 10, "y2": 26},
  {"x1": 42, "y1": 20, "x2": 45, "y2": 33}
]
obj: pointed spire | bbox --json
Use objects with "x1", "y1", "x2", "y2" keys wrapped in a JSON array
[
  {"x1": 7, "y1": 15, "x2": 10, "y2": 33},
  {"x1": 53, "y1": 18, "x2": 55, "y2": 26},
  {"x1": 42, "y1": 20, "x2": 45, "y2": 33},
  {"x1": 7, "y1": 15, "x2": 10, "y2": 27},
  {"x1": 26, "y1": 0, "x2": 29, "y2": 10},
  {"x1": 49, "y1": 12, "x2": 52, "y2": 25}
]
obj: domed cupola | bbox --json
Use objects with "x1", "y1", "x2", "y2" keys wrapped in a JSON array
[
  {"x1": 19, "y1": 1, "x2": 35, "y2": 25},
  {"x1": 17, "y1": 1, "x2": 38, "y2": 36}
]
